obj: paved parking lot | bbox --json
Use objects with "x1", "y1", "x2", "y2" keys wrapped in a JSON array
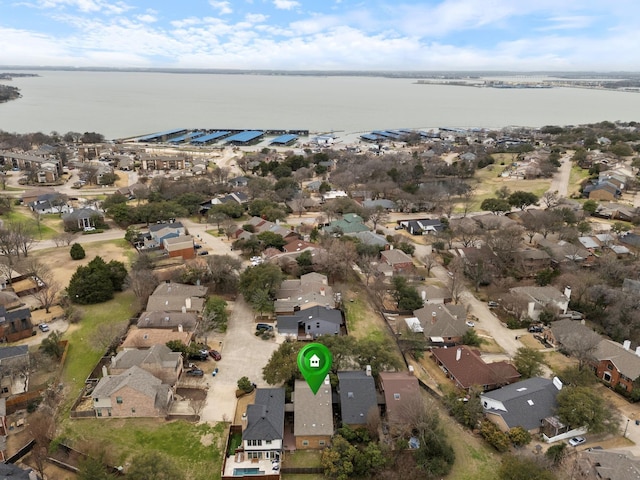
[{"x1": 199, "y1": 296, "x2": 280, "y2": 423}]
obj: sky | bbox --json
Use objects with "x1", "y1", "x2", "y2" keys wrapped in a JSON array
[{"x1": 1, "y1": 0, "x2": 640, "y2": 71}]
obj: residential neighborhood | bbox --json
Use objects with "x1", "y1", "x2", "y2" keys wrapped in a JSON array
[{"x1": 1, "y1": 121, "x2": 640, "y2": 478}]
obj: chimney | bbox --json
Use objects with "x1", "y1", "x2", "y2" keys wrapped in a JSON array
[
  {"x1": 389, "y1": 244, "x2": 394, "y2": 250},
  {"x1": 185, "y1": 298, "x2": 192, "y2": 310},
  {"x1": 102, "y1": 365, "x2": 108, "y2": 377},
  {"x1": 241, "y1": 412, "x2": 248, "y2": 431},
  {"x1": 624, "y1": 340, "x2": 631, "y2": 350},
  {"x1": 431, "y1": 312, "x2": 437, "y2": 324},
  {"x1": 366, "y1": 365, "x2": 372, "y2": 376},
  {"x1": 564, "y1": 286, "x2": 572, "y2": 300},
  {"x1": 178, "y1": 324, "x2": 183, "y2": 332},
  {"x1": 408, "y1": 365, "x2": 414, "y2": 376},
  {"x1": 421, "y1": 290, "x2": 426, "y2": 301},
  {"x1": 456, "y1": 348, "x2": 462, "y2": 362}
]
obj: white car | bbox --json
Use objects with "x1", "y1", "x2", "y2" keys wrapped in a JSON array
[
  {"x1": 569, "y1": 436, "x2": 586, "y2": 447},
  {"x1": 465, "y1": 321, "x2": 475, "y2": 327}
]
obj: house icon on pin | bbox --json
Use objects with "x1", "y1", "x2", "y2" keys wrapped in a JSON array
[{"x1": 309, "y1": 354, "x2": 320, "y2": 368}]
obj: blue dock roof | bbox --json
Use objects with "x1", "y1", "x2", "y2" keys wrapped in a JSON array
[
  {"x1": 168, "y1": 131, "x2": 205, "y2": 143},
  {"x1": 191, "y1": 131, "x2": 231, "y2": 144},
  {"x1": 270, "y1": 134, "x2": 298, "y2": 145},
  {"x1": 360, "y1": 133, "x2": 380, "y2": 141},
  {"x1": 226, "y1": 130, "x2": 264, "y2": 143},
  {"x1": 137, "y1": 128, "x2": 186, "y2": 141}
]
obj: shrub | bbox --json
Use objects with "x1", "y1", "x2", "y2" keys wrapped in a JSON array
[
  {"x1": 480, "y1": 420, "x2": 510, "y2": 452},
  {"x1": 70, "y1": 242, "x2": 86, "y2": 260}
]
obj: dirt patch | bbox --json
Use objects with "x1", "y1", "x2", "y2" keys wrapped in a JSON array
[
  {"x1": 200, "y1": 433, "x2": 214, "y2": 447},
  {"x1": 234, "y1": 390, "x2": 256, "y2": 424},
  {"x1": 30, "y1": 242, "x2": 130, "y2": 289},
  {"x1": 30, "y1": 306, "x2": 65, "y2": 324}
]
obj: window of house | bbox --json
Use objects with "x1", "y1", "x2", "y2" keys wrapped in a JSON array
[
  {"x1": 316, "y1": 322, "x2": 320, "y2": 329},
  {"x1": 94, "y1": 398, "x2": 99, "y2": 402},
  {"x1": 319, "y1": 440, "x2": 325, "y2": 446},
  {"x1": 116, "y1": 397, "x2": 123, "y2": 404},
  {"x1": 607, "y1": 364, "x2": 613, "y2": 370},
  {"x1": 394, "y1": 393, "x2": 401, "y2": 400},
  {"x1": 2, "y1": 387, "x2": 9, "y2": 394},
  {"x1": 603, "y1": 372, "x2": 612, "y2": 382},
  {"x1": 302, "y1": 441, "x2": 309, "y2": 446},
  {"x1": 97, "y1": 409, "x2": 102, "y2": 417},
  {"x1": 265, "y1": 440, "x2": 272, "y2": 445},
  {"x1": 131, "y1": 408, "x2": 136, "y2": 413}
]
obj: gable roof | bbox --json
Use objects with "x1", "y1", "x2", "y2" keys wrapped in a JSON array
[
  {"x1": 413, "y1": 304, "x2": 469, "y2": 339},
  {"x1": 277, "y1": 305, "x2": 342, "y2": 332},
  {"x1": 92, "y1": 365, "x2": 170, "y2": 411},
  {"x1": 136, "y1": 311, "x2": 198, "y2": 330},
  {"x1": 61, "y1": 207, "x2": 104, "y2": 221},
  {"x1": 337, "y1": 371, "x2": 377, "y2": 425},
  {"x1": 594, "y1": 339, "x2": 640, "y2": 381},
  {"x1": 380, "y1": 249, "x2": 413, "y2": 266},
  {"x1": 378, "y1": 371, "x2": 421, "y2": 425},
  {"x1": 0, "y1": 345, "x2": 28, "y2": 361},
  {"x1": 510, "y1": 286, "x2": 569, "y2": 305},
  {"x1": 242, "y1": 388, "x2": 285, "y2": 441},
  {"x1": 431, "y1": 346, "x2": 520, "y2": 390},
  {"x1": 326, "y1": 214, "x2": 369, "y2": 234},
  {"x1": 549, "y1": 319, "x2": 599, "y2": 347},
  {"x1": 148, "y1": 221, "x2": 184, "y2": 233},
  {"x1": 294, "y1": 379, "x2": 334, "y2": 437},
  {"x1": 111, "y1": 344, "x2": 182, "y2": 371},
  {"x1": 275, "y1": 274, "x2": 334, "y2": 313},
  {"x1": 121, "y1": 328, "x2": 192, "y2": 349},
  {"x1": 481, "y1": 377, "x2": 561, "y2": 430}
]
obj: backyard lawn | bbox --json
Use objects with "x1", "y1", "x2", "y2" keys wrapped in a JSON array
[{"x1": 59, "y1": 418, "x2": 228, "y2": 480}]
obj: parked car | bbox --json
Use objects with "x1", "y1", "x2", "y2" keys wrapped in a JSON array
[
  {"x1": 209, "y1": 350, "x2": 222, "y2": 361},
  {"x1": 188, "y1": 352, "x2": 208, "y2": 361},
  {"x1": 212, "y1": 367, "x2": 219, "y2": 377},
  {"x1": 569, "y1": 436, "x2": 586, "y2": 447},
  {"x1": 198, "y1": 250, "x2": 209, "y2": 256},
  {"x1": 528, "y1": 325, "x2": 544, "y2": 333},
  {"x1": 194, "y1": 244, "x2": 202, "y2": 249},
  {"x1": 256, "y1": 323, "x2": 273, "y2": 332},
  {"x1": 394, "y1": 225, "x2": 404, "y2": 230},
  {"x1": 38, "y1": 323, "x2": 50, "y2": 332},
  {"x1": 465, "y1": 320, "x2": 475, "y2": 327},
  {"x1": 487, "y1": 301, "x2": 500, "y2": 308},
  {"x1": 186, "y1": 368, "x2": 204, "y2": 377}
]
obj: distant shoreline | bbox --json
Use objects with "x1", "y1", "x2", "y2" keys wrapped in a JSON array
[{"x1": 1, "y1": 66, "x2": 640, "y2": 80}]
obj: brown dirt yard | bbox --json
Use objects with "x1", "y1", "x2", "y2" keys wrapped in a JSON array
[{"x1": 30, "y1": 241, "x2": 132, "y2": 289}]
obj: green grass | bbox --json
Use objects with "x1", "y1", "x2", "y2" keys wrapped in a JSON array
[
  {"x1": 229, "y1": 432, "x2": 242, "y2": 455},
  {"x1": 343, "y1": 298, "x2": 365, "y2": 334},
  {"x1": 283, "y1": 450, "x2": 322, "y2": 468},
  {"x1": 61, "y1": 291, "x2": 138, "y2": 399},
  {"x1": 59, "y1": 419, "x2": 227, "y2": 480},
  {"x1": 1, "y1": 208, "x2": 61, "y2": 239}
]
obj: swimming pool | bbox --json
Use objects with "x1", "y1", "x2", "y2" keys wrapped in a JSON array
[{"x1": 233, "y1": 467, "x2": 265, "y2": 476}]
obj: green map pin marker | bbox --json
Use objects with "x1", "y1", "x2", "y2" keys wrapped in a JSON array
[{"x1": 297, "y1": 343, "x2": 333, "y2": 395}]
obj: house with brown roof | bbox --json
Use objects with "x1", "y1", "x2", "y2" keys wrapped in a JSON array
[
  {"x1": 136, "y1": 311, "x2": 198, "y2": 331},
  {"x1": 413, "y1": 304, "x2": 469, "y2": 344},
  {"x1": 431, "y1": 346, "x2": 520, "y2": 392},
  {"x1": 294, "y1": 378, "x2": 333, "y2": 449},
  {"x1": 274, "y1": 273, "x2": 334, "y2": 315},
  {"x1": 91, "y1": 366, "x2": 173, "y2": 418},
  {"x1": 163, "y1": 235, "x2": 196, "y2": 260},
  {"x1": 379, "y1": 370, "x2": 421, "y2": 432},
  {"x1": 594, "y1": 339, "x2": 640, "y2": 393},
  {"x1": 544, "y1": 319, "x2": 599, "y2": 349},
  {"x1": 121, "y1": 327, "x2": 192, "y2": 350},
  {"x1": 109, "y1": 344, "x2": 183, "y2": 386},
  {"x1": 516, "y1": 248, "x2": 552, "y2": 273},
  {"x1": 380, "y1": 249, "x2": 414, "y2": 274},
  {"x1": 418, "y1": 285, "x2": 451, "y2": 305}
]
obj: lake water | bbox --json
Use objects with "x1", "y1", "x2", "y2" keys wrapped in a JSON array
[{"x1": 1, "y1": 70, "x2": 640, "y2": 140}]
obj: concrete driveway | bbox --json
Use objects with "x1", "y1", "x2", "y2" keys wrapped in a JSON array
[{"x1": 199, "y1": 295, "x2": 279, "y2": 423}]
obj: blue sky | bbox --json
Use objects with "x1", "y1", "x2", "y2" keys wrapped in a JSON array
[{"x1": 1, "y1": 0, "x2": 640, "y2": 70}]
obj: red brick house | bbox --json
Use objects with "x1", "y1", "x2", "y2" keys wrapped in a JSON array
[
  {"x1": 380, "y1": 249, "x2": 414, "y2": 273},
  {"x1": 163, "y1": 235, "x2": 195, "y2": 260},
  {"x1": 594, "y1": 339, "x2": 640, "y2": 393},
  {"x1": 431, "y1": 346, "x2": 520, "y2": 392}
]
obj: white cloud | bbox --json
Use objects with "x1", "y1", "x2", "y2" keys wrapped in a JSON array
[
  {"x1": 136, "y1": 14, "x2": 157, "y2": 24},
  {"x1": 538, "y1": 16, "x2": 594, "y2": 31},
  {"x1": 273, "y1": 0, "x2": 300, "y2": 10},
  {"x1": 245, "y1": 13, "x2": 268, "y2": 24},
  {"x1": 209, "y1": 1, "x2": 232, "y2": 15}
]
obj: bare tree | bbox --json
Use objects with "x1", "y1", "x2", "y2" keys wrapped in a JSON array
[
  {"x1": 366, "y1": 206, "x2": 390, "y2": 231},
  {"x1": 421, "y1": 254, "x2": 438, "y2": 277},
  {"x1": 357, "y1": 253, "x2": 378, "y2": 286},
  {"x1": 561, "y1": 330, "x2": 601, "y2": 370},
  {"x1": 365, "y1": 405, "x2": 381, "y2": 440},
  {"x1": 541, "y1": 191, "x2": 559, "y2": 209},
  {"x1": 447, "y1": 258, "x2": 465, "y2": 304},
  {"x1": 189, "y1": 397, "x2": 206, "y2": 419},
  {"x1": 127, "y1": 268, "x2": 159, "y2": 310},
  {"x1": 90, "y1": 321, "x2": 128, "y2": 353},
  {"x1": 11, "y1": 221, "x2": 35, "y2": 258},
  {"x1": 28, "y1": 409, "x2": 56, "y2": 480}
]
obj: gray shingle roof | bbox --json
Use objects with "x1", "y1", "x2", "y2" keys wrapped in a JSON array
[
  {"x1": 337, "y1": 371, "x2": 377, "y2": 425},
  {"x1": 93, "y1": 365, "x2": 160, "y2": 399},
  {"x1": 111, "y1": 344, "x2": 181, "y2": 371},
  {"x1": 293, "y1": 379, "x2": 333, "y2": 437},
  {"x1": 481, "y1": 377, "x2": 560, "y2": 430},
  {"x1": 594, "y1": 339, "x2": 640, "y2": 381},
  {"x1": 242, "y1": 388, "x2": 285, "y2": 442},
  {"x1": 0, "y1": 345, "x2": 28, "y2": 361}
]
